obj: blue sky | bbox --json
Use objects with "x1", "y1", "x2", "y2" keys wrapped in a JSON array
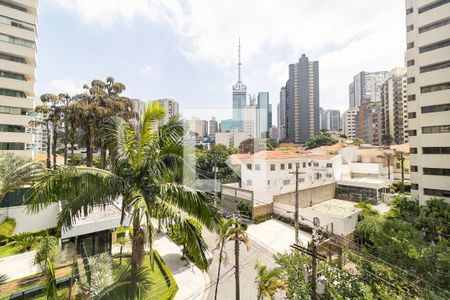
[{"x1": 36, "y1": 0, "x2": 406, "y2": 124}]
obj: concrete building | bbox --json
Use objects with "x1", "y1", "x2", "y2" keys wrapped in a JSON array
[
  {"x1": 405, "y1": 0, "x2": 450, "y2": 203},
  {"x1": 278, "y1": 87, "x2": 287, "y2": 140},
  {"x1": 155, "y1": 98, "x2": 179, "y2": 126},
  {"x1": 356, "y1": 102, "x2": 382, "y2": 145},
  {"x1": 285, "y1": 54, "x2": 320, "y2": 143},
  {"x1": 257, "y1": 92, "x2": 269, "y2": 137},
  {"x1": 185, "y1": 118, "x2": 208, "y2": 141},
  {"x1": 325, "y1": 109, "x2": 341, "y2": 132},
  {"x1": 0, "y1": 0, "x2": 38, "y2": 157},
  {"x1": 319, "y1": 107, "x2": 326, "y2": 131},
  {"x1": 209, "y1": 116, "x2": 218, "y2": 136},
  {"x1": 219, "y1": 119, "x2": 234, "y2": 132},
  {"x1": 130, "y1": 98, "x2": 146, "y2": 120},
  {"x1": 349, "y1": 71, "x2": 388, "y2": 107},
  {"x1": 380, "y1": 68, "x2": 409, "y2": 144},
  {"x1": 215, "y1": 131, "x2": 251, "y2": 149},
  {"x1": 269, "y1": 126, "x2": 279, "y2": 140},
  {"x1": 342, "y1": 107, "x2": 359, "y2": 139},
  {"x1": 243, "y1": 95, "x2": 258, "y2": 137},
  {"x1": 232, "y1": 40, "x2": 246, "y2": 131}
]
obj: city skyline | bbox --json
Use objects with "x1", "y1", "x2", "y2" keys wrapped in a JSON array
[{"x1": 35, "y1": 0, "x2": 405, "y2": 124}]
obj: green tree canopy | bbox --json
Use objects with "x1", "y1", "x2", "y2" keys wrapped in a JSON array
[{"x1": 304, "y1": 132, "x2": 338, "y2": 150}]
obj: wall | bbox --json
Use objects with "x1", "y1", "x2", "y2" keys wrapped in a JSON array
[
  {"x1": 253, "y1": 203, "x2": 273, "y2": 218},
  {"x1": 0, "y1": 203, "x2": 59, "y2": 234},
  {"x1": 273, "y1": 182, "x2": 335, "y2": 208}
]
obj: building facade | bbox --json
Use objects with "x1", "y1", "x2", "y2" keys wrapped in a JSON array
[
  {"x1": 342, "y1": 107, "x2": 359, "y2": 139},
  {"x1": 209, "y1": 116, "x2": 218, "y2": 137},
  {"x1": 285, "y1": 54, "x2": 320, "y2": 143},
  {"x1": 243, "y1": 95, "x2": 258, "y2": 137},
  {"x1": 278, "y1": 86, "x2": 287, "y2": 140},
  {"x1": 155, "y1": 98, "x2": 179, "y2": 126},
  {"x1": 356, "y1": 102, "x2": 382, "y2": 145},
  {"x1": 257, "y1": 92, "x2": 269, "y2": 137},
  {"x1": 232, "y1": 40, "x2": 246, "y2": 131},
  {"x1": 405, "y1": 0, "x2": 450, "y2": 203},
  {"x1": 0, "y1": 0, "x2": 38, "y2": 156},
  {"x1": 325, "y1": 109, "x2": 341, "y2": 132},
  {"x1": 380, "y1": 68, "x2": 409, "y2": 145},
  {"x1": 349, "y1": 71, "x2": 388, "y2": 107}
]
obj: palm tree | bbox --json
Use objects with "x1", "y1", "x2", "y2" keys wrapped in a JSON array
[
  {"x1": 395, "y1": 150, "x2": 409, "y2": 193},
  {"x1": 44, "y1": 258, "x2": 58, "y2": 300},
  {"x1": 35, "y1": 235, "x2": 59, "y2": 270},
  {"x1": 29, "y1": 105, "x2": 52, "y2": 168},
  {"x1": 377, "y1": 151, "x2": 395, "y2": 180},
  {"x1": 254, "y1": 261, "x2": 285, "y2": 300},
  {"x1": 26, "y1": 103, "x2": 220, "y2": 298},
  {"x1": 0, "y1": 274, "x2": 7, "y2": 284},
  {"x1": 117, "y1": 236, "x2": 127, "y2": 266},
  {"x1": 213, "y1": 218, "x2": 249, "y2": 300},
  {"x1": 0, "y1": 153, "x2": 43, "y2": 201}
]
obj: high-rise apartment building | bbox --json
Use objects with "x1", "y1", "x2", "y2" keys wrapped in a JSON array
[
  {"x1": 342, "y1": 107, "x2": 359, "y2": 139},
  {"x1": 349, "y1": 71, "x2": 389, "y2": 107},
  {"x1": 278, "y1": 87, "x2": 287, "y2": 140},
  {"x1": 243, "y1": 95, "x2": 258, "y2": 137},
  {"x1": 209, "y1": 117, "x2": 218, "y2": 136},
  {"x1": 380, "y1": 68, "x2": 409, "y2": 144},
  {"x1": 232, "y1": 40, "x2": 246, "y2": 131},
  {"x1": 130, "y1": 98, "x2": 146, "y2": 120},
  {"x1": 155, "y1": 98, "x2": 179, "y2": 126},
  {"x1": 405, "y1": 0, "x2": 450, "y2": 203},
  {"x1": 257, "y1": 92, "x2": 269, "y2": 137},
  {"x1": 356, "y1": 102, "x2": 382, "y2": 145},
  {"x1": 285, "y1": 54, "x2": 320, "y2": 143},
  {"x1": 0, "y1": 0, "x2": 38, "y2": 156},
  {"x1": 325, "y1": 109, "x2": 341, "y2": 132},
  {"x1": 319, "y1": 107, "x2": 326, "y2": 131}
]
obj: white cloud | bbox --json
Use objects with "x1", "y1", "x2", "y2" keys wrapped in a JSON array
[
  {"x1": 140, "y1": 65, "x2": 153, "y2": 75},
  {"x1": 49, "y1": 79, "x2": 85, "y2": 95},
  {"x1": 52, "y1": 0, "x2": 405, "y2": 117}
]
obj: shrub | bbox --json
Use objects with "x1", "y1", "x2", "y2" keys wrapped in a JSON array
[
  {"x1": 237, "y1": 200, "x2": 252, "y2": 218},
  {"x1": 0, "y1": 218, "x2": 16, "y2": 244},
  {"x1": 254, "y1": 213, "x2": 272, "y2": 224}
]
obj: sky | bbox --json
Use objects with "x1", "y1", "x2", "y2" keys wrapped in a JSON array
[{"x1": 36, "y1": 0, "x2": 406, "y2": 124}]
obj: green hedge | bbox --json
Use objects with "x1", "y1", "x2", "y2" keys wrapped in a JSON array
[
  {"x1": 153, "y1": 250, "x2": 178, "y2": 300},
  {"x1": 0, "y1": 218, "x2": 16, "y2": 244},
  {"x1": 254, "y1": 213, "x2": 273, "y2": 224}
]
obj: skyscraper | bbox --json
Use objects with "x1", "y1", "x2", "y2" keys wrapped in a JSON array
[
  {"x1": 278, "y1": 87, "x2": 287, "y2": 140},
  {"x1": 380, "y1": 68, "x2": 408, "y2": 145},
  {"x1": 349, "y1": 71, "x2": 388, "y2": 107},
  {"x1": 0, "y1": 0, "x2": 38, "y2": 156},
  {"x1": 325, "y1": 109, "x2": 341, "y2": 132},
  {"x1": 405, "y1": 0, "x2": 450, "y2": 203},
  {"x1": 285, "y1": 54, "x2": 320, "y2": 143},
  {"x1": 342, "y1": 107, "x2": 359, "y2": 139},
  {"x1": 257, "y1": 92, "x2": 269, "y2": 137},
  {"x1": 319, "y1": 107, "x2": 326, "y2": 131},
  {"x1": 209, "y1": 117, "x2": 218, "y2": 136},
  {"x1": 243, "y1": 95, "x2": 258, "y2": 137},
  {"x1": 155, "y1": 98, "x2": 179, "y2": 126},
  {"x1": 232, "y1": 39, "x2": 246, "y2": 131}
]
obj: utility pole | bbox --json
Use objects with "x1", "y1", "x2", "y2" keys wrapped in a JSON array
[
  {"x1": 289, "y1": 165, "x2": 300, "y2": 244},
  {"x1": 311, "y1": 227, "x2": 318, "y2": 300},
  {"x1": 234, "y1": 213, "x2": 240, "y2": 300}
]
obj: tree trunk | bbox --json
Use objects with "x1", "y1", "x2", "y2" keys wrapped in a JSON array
[
  {"x1": 235, "y1": 236, "x2": 240, "y2": 300},
  {"x1": 86, "y1": 125, "x2": 92, "y2": 167},
  {"x1": 131, "y1": 227, "x2": 145, "y2": 269},
  {"x1": 52, "y1": 125, "x2": 57, "y2": 169},
  {"x1": 46, "y1": 124, "x2": 51, "y2": 169},
  {"x1": 387, "y1": 158, "x2": 391, "y2": 180},
  {"x1": 119, "y1": 246, "x2": 123, "y2": 266},
  {"x1": 100, "y1": 138, "x2": 107, "y2": 169},
  {"x1": 64, "y1": 119, "x2": 69, "y2": 165},
  {"x1": 214, "y1": 243, "x2": 225, "y2": 300},
  {"x1": 400, "y1": 158, "x2": 405, "y2": 193}
]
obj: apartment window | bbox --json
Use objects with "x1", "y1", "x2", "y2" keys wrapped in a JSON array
[
  {"x1": 308, "y1": 162, "x2": 312, "y2": 167},
  {"x1": 0, "y1": 142, "x2": 24, "y2": 150},
  {"x1": 396, "y1": 163, "x2": 401, "y2": 169},
  {"x1": 407, "y1": 95, "x2": 416, "y2": 101},
  {"x1": 423, "y1": 147, "x2": 450, "y2": 154},
  {"x1": 419, "y1": 39, "x2": 450, "y2": 53},
  {"x1": 246, "y1": 164, "x2": 252, "y2": 170},
  {"x1": 313, "y1": 162, "x2": 319, "y2": 167},
  {"x1": 298, "y1": 178, "x2": 305, "y2": 183},
  {"x1": 0, "y1": 106, "x2": 23, "y2": 115},
  {"x1": 0, "y1": 124, "x2": 25, "y2": 132},
  {"x1": 288, "y1": 163, "x2": 292, "y2": 170},
  {"x1": 407, "y1": 42, "x2": 414, "y2": 49},
  {"x1": 267, "y1": 180, "x2": 270, "y2": 185},
  {"x1": 421, "y1": 103, "x2": 450, "y2": 113},
  {"x1": 255, "y1": 164, "x2": 260, "y2": 171},
  {"x1": 0, "y1": 0, "x2": 27, "y2": 12},
  {"x1": 410, "y1": 147, "x2": 418, "y2": 154},
  {"x1": 303, "y1": 162, "x2": 306, "y2": 168},
  {"x1": 411, "y1": 183, "x2": 419, "y2": 190},
  {"x1": 423, "y1": 168, "x2": 450, "y2": 176},
  {"x1": 407, "y1": 59, "x2": 415, "y2": 66},
  {"x1": 270, "y1": 164, "x2": 275, "y2": 171},
  {"x1": 281, "y1": 163, "x2": 285, "y2": 170},
  {"x1": 0, "y1": 33, "x2": 35, "y2": 48},
  {"x1": 406, "y1": 7, "x2": 413, "y2": 15},
  {"x1": 408, "y1": 130, "x2": 417, "y2": 136},
  {"x1": 0, "y1": 52, "x2": 26, "y2": 63},
  {"x1": 411, "y1": 165, "x2": 418, "y2": 172},
  {"x1": 0, "y1": 88, "x2": 25, "y2": 98},
  {"x1": 422, "y1": 125, "x2": 450, "y2": 134},
  {"x1": 282, "y1": 179, "x2": 290, "y2": 186},
  {"x1": 424, "y1": 188, "x2": 450, "y2": 197},
  {"x1": 418, "y1": 0, "x2": 450, "y2": 14},
  {"x1": 421, "y1": 82, "x2": 450, "y2": 93},
  {"x1": 406, "y1": 24, "x2": 414, "y2": 32},
  {"x1": 0, "y1": 70, "x2": 25, "y2": 81},
  {"x1": 326, "y1": 163, "x2": 332, "y2": 168},
  {"x1": 407, "y1": 77, "x2": 415, "y2": 84},
  {"x1": 246, "y1": 180, "x2": 252, "y2": 186},
  {"x1": 420, "y1": 60, "x2": 450, "y2": 73},
  {"x1": 408, "y1": 112, "x2": 417, "y2": 119},
  {"x1": 0, "y1": 15, "x2": 35, "y2": 32},
  {"x1": 419, "y1": 17, "x2": 450, "y2": 33}
]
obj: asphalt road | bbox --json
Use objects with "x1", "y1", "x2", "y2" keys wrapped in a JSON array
[{"x1": 202, "y1": 229, "x2": 279, "y2": 300}]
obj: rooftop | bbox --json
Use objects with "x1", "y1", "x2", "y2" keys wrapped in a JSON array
[
  {"x1": 390, "y1": 143, "x2": 410, "y2": 154},
  {"x1": 307, "y1": 198, "x2": 360, "y2": 218},
  {"x1": 337, "y1": 177, "x2": 390, "y2": 189},
  {"x1": 230, "y1": 150, "x2": 337, "y2": 163}
]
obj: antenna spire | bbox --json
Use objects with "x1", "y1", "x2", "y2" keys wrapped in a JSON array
[{"x1": 238, "y1": 37, "x2": 242, "y2": 82}]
